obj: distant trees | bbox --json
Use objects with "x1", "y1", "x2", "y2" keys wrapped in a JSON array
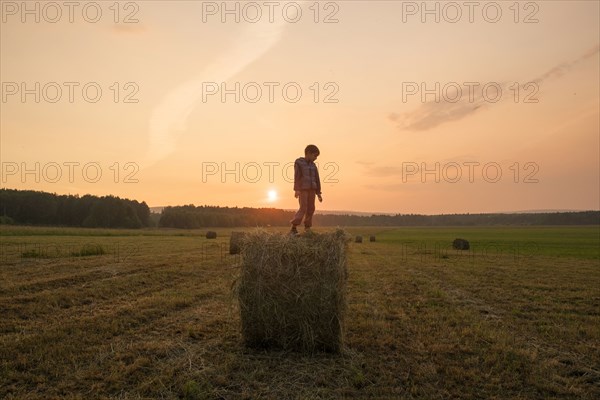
[
  {"x1": 315, "y1": 211, "x2": 600, "y2": 227},
  {"x1": 159, "y1": 205, "x2": 293, "y2": 228},
  {"x1": 159, "y1": 206, "x2": 599, "y2": 228},
  {"x1": 0, "y1": 189, "x2": 150, "y2": 228},
  {"x1": 1, "y1": 188, "x2": 598, "y2": 229}
]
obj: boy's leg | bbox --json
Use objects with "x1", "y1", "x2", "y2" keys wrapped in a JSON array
[
  {"x1": 303, "y1": 190, "x2": 316, "y2": 229},
  {"x1": 290, "y1": 190, "x2": 308, "y2": 228}
]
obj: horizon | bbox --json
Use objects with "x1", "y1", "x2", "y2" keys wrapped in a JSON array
[
  {"x1": 2, "y1": 1, "x2": 599, "y2": 214},
  {"x1": 2, "y1": 186, "x2": 596, "y2": 217}
]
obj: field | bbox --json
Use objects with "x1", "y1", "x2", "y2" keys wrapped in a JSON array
[{"x1": 1, "y1": 225, "x2": 599, "y2": 399}]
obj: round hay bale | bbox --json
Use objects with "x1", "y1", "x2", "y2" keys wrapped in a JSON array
[
  {"x1": 355, "y1": 235, "x2": 363, "y2": 243},
  {"x1": 229, "y1": 231, "x2": 246, "y2": 254},
  {"x1": 452, "y1": 238, "x2": 470, "y2": 250},
  {"x1": 206, "y1": 231, "x2": 217, "y2": 239},
  {"x1": 369, "y1": 235, "x2": 376, "y2": 242},
  {"x1": 234, "y1": 229, "x2": 351, "y2": 353}
]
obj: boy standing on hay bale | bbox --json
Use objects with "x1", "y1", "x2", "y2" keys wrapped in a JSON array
[{"x1": 290, "y1": 144, "x2": 323, "y2": 235}]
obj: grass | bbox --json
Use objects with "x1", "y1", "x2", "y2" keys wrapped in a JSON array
[
  {"x1": 70, "y1": 244, "x2": 106, "y2": 257},
  {"x1": 0, "y1": 225, "x2": 598, "y2": 399},
  {"x1": 374, "y1": 225, "x2": 600, "y2": 259}
]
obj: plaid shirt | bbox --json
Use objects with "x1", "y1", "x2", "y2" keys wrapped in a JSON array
[{"x1": 293, "y1": 157, "x2": 322, "y2": 195}]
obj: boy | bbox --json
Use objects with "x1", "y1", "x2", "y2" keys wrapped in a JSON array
[{"x1": 290, "y1": 144, "x2": 323, "y2": 235}]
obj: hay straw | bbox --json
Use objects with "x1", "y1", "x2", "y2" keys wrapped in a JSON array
[
  {"x1": 229, "y1": 231, "x2": 247, "y2": 254},
  {"x1": 234, "y1": 229, "x2": 350, "y2": 353}
]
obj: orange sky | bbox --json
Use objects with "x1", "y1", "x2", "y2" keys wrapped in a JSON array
[{"x1": 1, "y1": 1, "x2": 599, "y2": 214}]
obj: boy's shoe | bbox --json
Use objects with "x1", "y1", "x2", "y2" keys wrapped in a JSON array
[{"x1": 289, "y1": 226, "x2": 299, "y2": 236}]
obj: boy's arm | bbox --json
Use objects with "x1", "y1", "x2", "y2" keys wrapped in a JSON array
[
  {"x1": 315, "y1": 166, "x2": 322, "y2": 195},
  {"x1": 293, "y1": 159, "x2": 301, "y2": 192}
]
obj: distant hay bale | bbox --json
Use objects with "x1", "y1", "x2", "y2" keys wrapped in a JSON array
[
  {"x1": 355, "y1": 235, "x2": 363, "y2": 243},
  {"x1": 229, "y1": 231, "x2": 246, "y2": 255},
  {"x1": 206, "y1": 231, "x2": 217, "y2": 239},
  {"x1": 453, "y1": 238, "x2": 470, "y2": 250},
  {"x1": 235, "y1": 229, "x2": 350, "y2": 353},
  {"x1": 71, "y1": 244, "x2": 105, "y2": 257},
  {"x1": 369, "y1": 235, "x2": 376, "y2": 242}
]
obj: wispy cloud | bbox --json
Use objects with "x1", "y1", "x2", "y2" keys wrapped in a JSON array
[
  {"x1": 530, "y1": 44, "x2": 599, "y2": 84},
  {"x1": 390, "y1": 44, "x2": 599, "y2": 131},
  {"x1": 359, "y1": 154, "x2": 482, "y2": 181},
  {"x1": 145, "y1": 4, "x2": 304, "y2": 165},
  {"x1": 112, "y1": 24, "x2": 147, "y2": 34},
  {"x1": 362, "y1": 165, "x2": 403, "y2": 178}
]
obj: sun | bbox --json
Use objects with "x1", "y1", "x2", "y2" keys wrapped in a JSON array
[{"x1": 267, "y1": 190, "x2": 278, "y2": 202}]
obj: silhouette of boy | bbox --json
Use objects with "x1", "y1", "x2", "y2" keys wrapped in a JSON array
[{"x1": 290, "y1": 144, "x2": 322, "y2": 235}]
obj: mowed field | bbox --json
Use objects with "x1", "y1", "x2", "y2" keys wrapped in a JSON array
[{"x1": 1, "y1": 225, "x2": 599, "y2": 399}]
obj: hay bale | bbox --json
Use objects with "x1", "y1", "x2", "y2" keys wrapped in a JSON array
[
  {"x1": 452, "y1": 238, "x2": 470, "y2": 250},
  {"x1": 235, "y1": 229, "x2": 350, "y2": 353},
  {"x1": 229, "y1": 231, "x2": 246, "y2": 255},
  {"x1": 369, "y1": 235, "x2": 376, "y2": 242},
  {"x1": 206, "y1": 231, "x2": 217, "y2": 239},
  {"x1": 355, "y1": 235, "x2": 363, "y2": 243}
]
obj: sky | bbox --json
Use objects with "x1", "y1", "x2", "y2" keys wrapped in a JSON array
[{"x1": 1, "y1": 0, "x2": 599, "y2": 214}]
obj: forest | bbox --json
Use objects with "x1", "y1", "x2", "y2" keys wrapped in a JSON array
[
  {"x1": 1, "y1": 189, "x2": 598, "y2": 228},
  {"x1": 0, "y1": 189, "x2": 150, "y2": 228}
]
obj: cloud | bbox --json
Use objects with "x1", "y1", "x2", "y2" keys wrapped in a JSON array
[
  {"x1": 531, "y1": 44, "x2": 599, "y2": 84},
  {"x1": 390, "y1": 44, "x2": 600, "y2": 131},
  {"x1": 390, "y1": 93, "x2": 490, "y2": 131},
  {"x1": 112, "y1": 25, "x2": 147, "y2": 34},
  {"x1": 362, "y1": 165, "x2": 403, "y2": 177},
  {"x1": 145, "y1": 3, "x2": 304, "y2": 165}
]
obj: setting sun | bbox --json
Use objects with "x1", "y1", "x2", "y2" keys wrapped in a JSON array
[{"x1": 267, "y1": 190, "x2": 278, "y2": 202}]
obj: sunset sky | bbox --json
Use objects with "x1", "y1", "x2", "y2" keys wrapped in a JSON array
[{"x1": 1, "y1": 0, "x2": 599, "y2": 214}]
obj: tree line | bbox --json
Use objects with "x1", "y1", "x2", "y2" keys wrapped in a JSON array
[
  {"x1": 313, "y1": 211, "x2": 600, "y2": 226},
  {"x1": 160, "y1": 205, "x2": 599, "y2": 227},
  {"x1": 159, "y1": 205, "x2": 292, "y2": 228},
  {"x1": 0, "y1": 189, "x2": 150, "y2": 228},
  {"x1": 1, "y1": 189, "x2": 598, "y2": 228}
]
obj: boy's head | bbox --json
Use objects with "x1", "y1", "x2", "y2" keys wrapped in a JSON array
[{"x1": 304, "y1": 144, "x2": 320, "y2": 161}]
